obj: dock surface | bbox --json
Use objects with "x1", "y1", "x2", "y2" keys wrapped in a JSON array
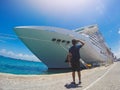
[{"x1": 0, "y1": 62, "x2": 120, "y2": 90}]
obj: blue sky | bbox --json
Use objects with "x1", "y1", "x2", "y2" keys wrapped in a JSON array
[{"x1": 0, "y1": 0, "x2": 120, "y2": 61}]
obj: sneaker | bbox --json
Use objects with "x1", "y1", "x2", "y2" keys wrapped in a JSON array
[
  {"x1": 71, "y1": 82, "x2": 76, "y2": 84},
  {"x1": 78, "y1": 81, "x2": 81, "y2": 85}
]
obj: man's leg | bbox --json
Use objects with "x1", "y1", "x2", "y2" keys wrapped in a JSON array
[
  {"x1": 72, "y1": 71, "x2": 75, "y2": 82},
  {"x1": 77, "y1": 71, "x2": 81, "y2": 84}
]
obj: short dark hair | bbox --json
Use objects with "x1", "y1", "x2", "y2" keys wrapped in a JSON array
[{"x1": 72, "y1": 39, "x2": 77, "y2": 45}]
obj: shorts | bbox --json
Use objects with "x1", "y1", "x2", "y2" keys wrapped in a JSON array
[{"x1": 70, "y1": 60, "x2": 81, "y2": 72}]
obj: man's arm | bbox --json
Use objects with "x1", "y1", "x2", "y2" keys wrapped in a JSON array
[
  {"x1": 76, "y1": 40, "x2": 85, "y2": 46},
  {"x1": 67, "y1": 52, "x2": 72, "y2": 67},
  {"x1": 68, "y1": 52, "x2": 72, "y2": 62}
]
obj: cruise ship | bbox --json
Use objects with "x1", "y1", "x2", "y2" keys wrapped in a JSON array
[{"x1": 14, "y1": 25, "x2": 114, "y2": 69}]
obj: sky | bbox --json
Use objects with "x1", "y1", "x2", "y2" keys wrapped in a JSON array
[{"x1": 0, "y1": 0, "x2": 120, "y2": 61}]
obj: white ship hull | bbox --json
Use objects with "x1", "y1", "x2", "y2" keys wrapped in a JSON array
[{"x1": 14, "y1": 25, "x2": 114, "y2": 68}]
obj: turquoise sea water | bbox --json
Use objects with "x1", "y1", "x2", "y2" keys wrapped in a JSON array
[{"x1": 0, "y1": 55, "x2": 48, "y2": 75}]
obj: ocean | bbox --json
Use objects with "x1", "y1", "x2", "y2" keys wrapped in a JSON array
[{"x1": 0, "y1": 55, "x2": 48, "y2": 75}]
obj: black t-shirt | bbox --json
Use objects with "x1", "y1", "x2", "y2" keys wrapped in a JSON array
[{"x1": 69, "y1": 45, "x2": 83, "y2": 61}]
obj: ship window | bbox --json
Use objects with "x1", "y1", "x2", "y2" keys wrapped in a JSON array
[
  {"x1": 80, "y1": 28, "x2": 84, "y2": 30},
  {"x1": 88, "y1": 26, "x2": 94, "y2": 28},
  {"x1": 62, "y1": 40, "x2": 66, "y2": 43},
  {"x1": 66, "y1": 41, "x2": 70, "y2": 44},
  {"x1": 57, "y1": 39, "x2": 61, "y2": 42},
  {"x1": 75, "y1": 28, "x2": 84, "y2": 32},
  {"x1": 52, "y1": 38, "x2": 56, "y2": 41}
]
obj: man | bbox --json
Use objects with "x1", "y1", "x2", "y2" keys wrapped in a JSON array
[{"x1": 68, "y1": 39, "x2": 85, "y2": 84}]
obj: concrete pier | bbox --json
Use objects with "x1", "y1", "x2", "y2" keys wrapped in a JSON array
[{"x1": 0, "y1": 62, "x2": 120, "y2": 90}]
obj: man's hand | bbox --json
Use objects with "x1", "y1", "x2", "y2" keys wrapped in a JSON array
[{"x1": 76, "y1": 39, "x2": 85, "y2": 45}]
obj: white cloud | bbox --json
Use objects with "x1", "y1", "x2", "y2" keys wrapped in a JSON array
[
  {"x1": 114, "y1": 49, "x2": 120, "y2": 59},
  {"x1": 0, "y1": 33, "x2": 17, "y2": 43},
  {"x1": 0, "y1": 49, "x2": 40, "y2": 62},
  {"x1": 0, "y1": 33, "x2": 17, "y2": 40},
  {"x1": 0, "y1": 36, "x2": 16, "y2": 40},
  {"x1": 26, "y1": 0, "x2": 106, "y2": 20},
  {"x1": 113, "y1": 41, "x2": 120, "y2": 59},
  {"x1": 118, "y1": 29, "x2": 120, "y2": 34}
]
